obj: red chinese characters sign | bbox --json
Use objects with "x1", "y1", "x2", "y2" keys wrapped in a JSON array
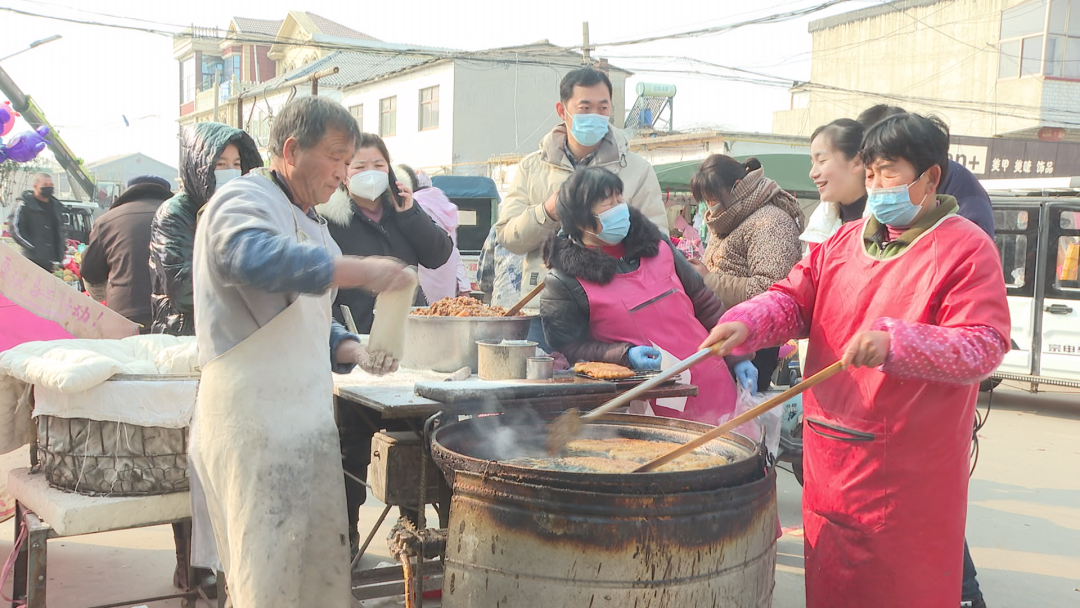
[{"x1": 0, "y1": 241, "x2": 137, "y2": 339}]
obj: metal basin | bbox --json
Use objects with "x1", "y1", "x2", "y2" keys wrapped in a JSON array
[
  {"x1": 431, "y1": 413, "x2": 777, "y2": 607},
  {"x1": 401, "y1": 310, "x2": 534, "y2": 372}
]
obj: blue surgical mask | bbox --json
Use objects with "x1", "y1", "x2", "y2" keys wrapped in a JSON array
[
  {"x1": 567, "y1": 112, "x2": 610, "y2": 147},
  {"x1": 866, "y1": 176, "x2": 927, "y2": 227},
  {"x1": 214, "y1": 169, "x2": 241, "y2": 187},
  {"x1": 588, "y1": 202, "x2": 631, "y2": 245}
]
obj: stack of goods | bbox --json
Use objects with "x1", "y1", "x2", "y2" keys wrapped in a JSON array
[{"x1": 51, "y1": 240, "x2": 85, "y2": 289}]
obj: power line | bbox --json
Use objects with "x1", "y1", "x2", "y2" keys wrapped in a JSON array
[
  {"x1": 588, "y1": 0, "x2": 853, "y2": 48},
  {"x1": 5, "y1": 1, "x2": 1075, "y2": 127}
]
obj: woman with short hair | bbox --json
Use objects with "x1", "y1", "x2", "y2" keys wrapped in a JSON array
[
  {"x1": 700, "y1": 113, "x2": 1011, "y2": 607},
  {"x1": 540, "y1": 166, "x2": 752, "y2": 425}
]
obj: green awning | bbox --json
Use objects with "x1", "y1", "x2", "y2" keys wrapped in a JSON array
[{"x1": 654, "y1": 154, "x2": 816, "y2": 195}]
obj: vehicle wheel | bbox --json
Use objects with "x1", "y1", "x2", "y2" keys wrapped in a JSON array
[
  {"x1": 791, "y1": 453, "x2": 804, "y2": 486},
  {"x1": 979, "y1": 378, "x2": 1001, "y2": 392}
]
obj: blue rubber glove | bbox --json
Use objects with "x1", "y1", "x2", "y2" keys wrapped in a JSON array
[
  {"x1": 628, "y1": 345, "x2": 662, "y2": 371},
  {"x1": 734, "y1": 360, "x2": 758, "y2": 392}
]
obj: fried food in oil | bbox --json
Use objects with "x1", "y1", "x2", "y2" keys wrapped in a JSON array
[{"x1": 507, "y1": 437, "x2": 730, "y2": 473}]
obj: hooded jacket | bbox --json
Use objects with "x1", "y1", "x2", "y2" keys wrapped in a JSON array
[
  {"x1": 317, "y1": 186, "x2": 452, "y2": 333},
  {"x1": 80, "y1": 182, "x2": 174, "y2": 326},
  {"x1": 540, "y1": 207, "x2": 723, "y2": 365},
  {"x1": 149, "y1": 122, "x2": 262, "y2": 335},
  {"x1": 495, "y1": 125, "x2": 668, "y2": 311},
  {"x1": 11, "y1": 190, "x2": 65, "y2": 269},
  {"x1": 701, "y1": 168, "x2": 805, "y2": 308}
]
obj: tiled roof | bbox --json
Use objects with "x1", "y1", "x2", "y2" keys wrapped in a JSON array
[
  {"x1": 245, "y1": 50, "x2": 432, "y2": 95},
  {"x1": 232, "y1": 17, "x2": 284, "y2": 37},
  {"x1": 305, "y1": 13, "x2": 379, "y2": 42}
]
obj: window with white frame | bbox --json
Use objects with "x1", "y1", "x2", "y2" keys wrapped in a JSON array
[
  {"x1": 1046, "y1": 0, "x2": 1080, "y2": 78},
  {"x1": 181, "y1": 57, "x2": 196, "y2": 104},
  {"x1": 349, "y1": 104, "x2": 363, "y2": 131},
  {"x1": 380, "y1": 96, "x2": 396, "y2": 137},
  {"x1": 419, "y1": 86, "x2": 439, "y2": 130},
  {"x1": 999, "y1": 0, "x2": 1080, "y2": 79}
]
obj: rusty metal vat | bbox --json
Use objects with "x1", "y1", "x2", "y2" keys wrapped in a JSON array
[{"x1": 431, "y1": 413, "x2": 777, "y2": 608}]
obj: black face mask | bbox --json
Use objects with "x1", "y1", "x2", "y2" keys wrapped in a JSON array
[{"x1": 39, "y1": 186, "x2": 55, "y2": 198}]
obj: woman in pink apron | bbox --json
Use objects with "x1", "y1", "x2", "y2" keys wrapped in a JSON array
[{"x1": 540, "y1": 167, "x2": 753, "y2": 425}]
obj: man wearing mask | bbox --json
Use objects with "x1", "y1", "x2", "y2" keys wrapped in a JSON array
[
  {"x1": 11, "y1": 173, "x2": 65, "y2": 271},
  {"x1": 495, "y1": 66, "x2": 667, "y2": 343}
]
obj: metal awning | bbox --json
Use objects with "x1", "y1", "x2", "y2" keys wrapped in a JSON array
[{"x1": 653, "y1": 153, "x2": 817, "y2": 196}]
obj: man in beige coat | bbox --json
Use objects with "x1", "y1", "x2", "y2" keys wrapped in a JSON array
[{"x1": 495, "y1": 67, "x2": 667, "y2": 329}]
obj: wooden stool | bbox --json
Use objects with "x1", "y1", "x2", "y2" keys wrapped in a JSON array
[{"x1": 6, "y1": 467, "x2": 207, "y2": 608}]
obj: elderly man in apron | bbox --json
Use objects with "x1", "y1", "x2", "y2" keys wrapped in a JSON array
[{"x1": 190, "y1": 96, "x2": 414, "y2": 607}]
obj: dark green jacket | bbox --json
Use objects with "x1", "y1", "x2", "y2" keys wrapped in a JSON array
[{"x1": 148, "y1": 122, "x2": 262, "y2": 335}]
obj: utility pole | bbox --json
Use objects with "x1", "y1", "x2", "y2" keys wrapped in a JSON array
[{"x1": 581, "y1": 22, "x2": 593, "y2": 65}]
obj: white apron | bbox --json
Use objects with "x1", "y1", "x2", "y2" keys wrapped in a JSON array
[{"x1": 189, "y1": 292, "x2": 351, "y2": 607}]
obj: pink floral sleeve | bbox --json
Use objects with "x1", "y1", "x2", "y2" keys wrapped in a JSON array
[
  {"x1": 719, "y1": 291, "x2": 807, "y2": 357},
  {"x1": 873, "y1": 317, "x2": 1009, "y2": 384}
]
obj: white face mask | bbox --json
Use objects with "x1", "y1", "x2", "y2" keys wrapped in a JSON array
[
  {"x1": 349, "y1": 170, "x2": 390, "y2": 201},
  {"x1": 214, "y1": 169, "x2": 241, "y2": 187}
]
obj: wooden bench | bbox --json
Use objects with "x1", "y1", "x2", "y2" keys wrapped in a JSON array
[{"x1": 6, "y1": 467, "x2": 214, "y2": 608}]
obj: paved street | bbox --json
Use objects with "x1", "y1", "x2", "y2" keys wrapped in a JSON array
[{"x1": 1, "y1": 385, "x2": 1077, "y2": 607}]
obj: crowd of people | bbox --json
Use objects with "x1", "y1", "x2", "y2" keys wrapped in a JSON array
[{"x1": 7, "y1": 65, "x2": 1008, "y2": 608}]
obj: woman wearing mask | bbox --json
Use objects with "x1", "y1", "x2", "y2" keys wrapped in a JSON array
[
  {"x1": 318, "y1": 133, "x2": 452, "y2": 332},
  {"x1": 150, "y1": 122, "x2": 262, "y2": 336},
  {"x1": 688, "y1": 155, "x2": 804, "y2": 393},
  {"x1": 802, "y1": 119, "x2": 868, "y2": 249},
  {"x1": 699, "y1": 112, "x2": 1010, "y2": 608},
  {"x1": 318, "y1": 134, "x2": 452, "y2": 551},
  {"x1": 540, "y1": 167, "x2": 751, "y2": 425}
]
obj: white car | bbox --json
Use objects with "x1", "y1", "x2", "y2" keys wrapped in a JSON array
[{"x1": 990, "y1": 194, "x2": 1080, "y2": 391}]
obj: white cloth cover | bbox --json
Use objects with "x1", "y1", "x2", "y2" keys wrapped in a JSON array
[
  {"x1": 33, "y1": 378, "x2": 198, "y2": 428},
  {"x1": 0, "y1": 335, "x2": 199, "y2": 438}
]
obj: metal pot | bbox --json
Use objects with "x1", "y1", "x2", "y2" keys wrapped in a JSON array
[
  {"x1": 476, "y1": 340, "x2": 537, "y2": 380},
  {"x1": 431, "y1": 413, "x2": 776, "y2": 607},
  {"x1": 401, "y1": 310, "x2": 534, "y2": 373}
]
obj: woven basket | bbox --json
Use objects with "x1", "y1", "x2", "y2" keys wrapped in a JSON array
[{"x1": 36, "y1": 415, "x2": 189, "y2": 496}]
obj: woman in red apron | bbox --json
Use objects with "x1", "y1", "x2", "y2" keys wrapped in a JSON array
[
  {"x1": 540, "y1": 166, "x2": 752, "y2": 425},
  {"x1": 700, "y1": 113, "x2": 1011, "y2": 607}
]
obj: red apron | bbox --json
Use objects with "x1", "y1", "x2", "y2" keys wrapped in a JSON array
[
  {"x1": 578, "y1": 242, "x2": 736, "y2": 425},
  {"x1": 780, "y1": 217, "x2": 1010, "y2": 607}
]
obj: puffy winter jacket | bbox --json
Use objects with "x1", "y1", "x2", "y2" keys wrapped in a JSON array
[
  {"x1": 317, "y1": 187, "x2": 453, "y2": 333},
  {"x1": 540, "y1": 207, "x2": 723, "y2": 365},
  {"x1": 148, "y1": 122, "x2": 262, "y2": 335},
  {"x1": 10, "y1": 190, "x2": 65, "y2": 270},
  {"x1": 495, "y1": 125, "x2": 668, "y2": 312}
]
